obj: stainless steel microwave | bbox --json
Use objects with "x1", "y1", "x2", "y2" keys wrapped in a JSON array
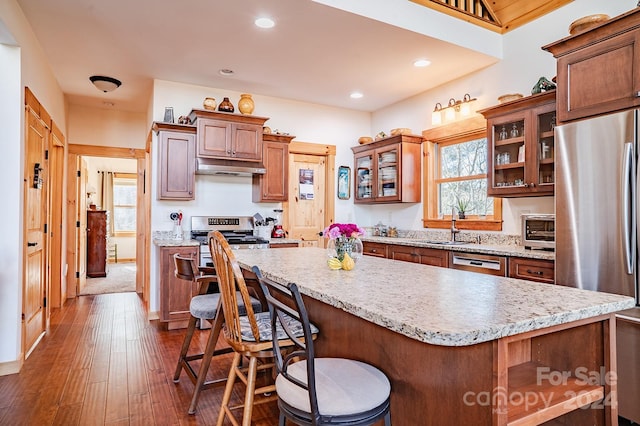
[{"x1": 521, "y1": 214, "x2": 555, "y2": 250}]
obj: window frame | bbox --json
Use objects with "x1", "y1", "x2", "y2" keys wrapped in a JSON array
[
  {"x1": 112, "y1": 173, "x2": 137, "y2": 237},
  {"x1": 422, "y1": 116, "x2": 502, "y2": 231}
]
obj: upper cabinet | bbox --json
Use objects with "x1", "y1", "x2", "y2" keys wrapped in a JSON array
[
  {"x1": 252, "y1": 133, "x2": 295, "y2": 202},
  {"x1": 351, "y1": 134, "x2": 423, "y2": 204},
  {"x1": 188, "y1": 109, "x2": 269, "y2": 161},
  {"x1": 153, "y1": 122, "x2": 196, "y2": 200},
  {"x1": 543, "y1": 9, "x2": 640, "y2": 123},
  {"x1": 479, "y1": 91, "x2": 556, "y2": 198}
]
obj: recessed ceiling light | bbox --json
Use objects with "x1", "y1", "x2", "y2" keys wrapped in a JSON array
[
  {"x1": 350, "y1": 92, "x2": 363, "y2": 99},
  {"x1": 413, "y1": 59, "x2": 431, "y2": 67},
  {"x1": 219, "y1": 69, "x2": 235, "y2": 76},
  {"x1": 255, "y1": 17, "x2": 275, "y2": 28}
]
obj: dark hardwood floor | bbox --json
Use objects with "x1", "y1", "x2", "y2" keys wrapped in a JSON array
[{"x1": 0, "y1": 292, "x2": 280, "y2": 425}]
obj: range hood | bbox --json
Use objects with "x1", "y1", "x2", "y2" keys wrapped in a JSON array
[{"x1": 195, "y1": 158, "x2": 266, "y2": 176}]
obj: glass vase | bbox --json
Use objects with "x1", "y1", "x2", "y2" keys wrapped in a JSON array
[{"x1": 326, "y1": 237, "x2": 363, "y2": 262}]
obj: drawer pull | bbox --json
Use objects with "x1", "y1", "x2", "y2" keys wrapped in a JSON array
[
  {"x1": 470, "y1": 261, "x2": 483, "y2": 266},
  {"x1": 526, "y1": 269, "x2": 544, "y2": 276},
  {"x1": 371, "y1": 249, "x2": 377, "y2": 253},
  {"x1": 27, "y1": 241, "x2": 38, "y2": 247}
]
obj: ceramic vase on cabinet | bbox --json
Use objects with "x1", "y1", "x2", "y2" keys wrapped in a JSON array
[
  {"x1": 203, "y1": 97, "x2": 216, "y2": 111},
  {"x1": 238, "y1": 93, "x2": 255, "y2": 115},
  {"x1": 218, "y1": 97, "x2": 234, "y2": 113}
]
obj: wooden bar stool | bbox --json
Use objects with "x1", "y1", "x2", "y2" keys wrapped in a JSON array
[
  {"x1": 253, "y1": 266, "x2": 391, "y2": 426},
  {"x1": 171, "y1": 253, "x2": 261, "y2": 415},
  {"x1": 209, "y1": 231, "x2": 317, "y2": 426}
]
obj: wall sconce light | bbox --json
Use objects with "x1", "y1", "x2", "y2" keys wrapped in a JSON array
[
  {"x1": 431, "y1": 94, "x2": 477, "y2": 126},
  {"x1": 89, "y1": 75, "x2": 122, "y2": 93}
]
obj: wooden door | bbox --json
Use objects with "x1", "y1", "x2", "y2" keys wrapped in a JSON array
[
  {"x1": 23, "y1": 107, "x2": 48, "y2": 357},
  {"x1": 77, "y1": 160, "x2": 88, "y2": 293},
  {"x1": 287, "y1": 154, "x2": 326, "y2": 247}
]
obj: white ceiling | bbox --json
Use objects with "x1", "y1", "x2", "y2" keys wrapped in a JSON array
[{"x1": 16, "y1": 0, "x2": 504, "y2": 113}]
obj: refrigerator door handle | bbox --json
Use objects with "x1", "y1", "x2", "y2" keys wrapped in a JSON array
[{"x1": 623, "y1": 142, "x2": 635, "y2": 275}]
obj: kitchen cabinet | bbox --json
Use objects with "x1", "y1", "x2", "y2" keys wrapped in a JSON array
[
  {"x1": 86, "y1": 210, "x2": 108, "y2": 278},
  {"x1": 153, "y1": 122, "x2": 196, "y2": 200},
  {"x1": 479, "y1": 91, "x2": 556, "y2": 197},
  {"x1": 351, "y1": 134, "x2": 422, "y2": 204},
  {"x1": 543, "y1": 9, "x2": 640, "y2": 123},
  {"x1": 387, "y1": 244, "x2": 448, "y2": 267},
  {"x1": 362, "y1": 241, "x2": 388, "y2": 258},
  {"x1": 252, "y1": 133, "x2": 294, "y2": 202},
  {"x1": 188, "y1": 109, "x2": 268, "y2": 161},
  {"x1": 159, "y1": 245, "x2": 199, "y2": 330},
  {"x1": 508, "y1": 256, "x2": 555, "y2": 284}
]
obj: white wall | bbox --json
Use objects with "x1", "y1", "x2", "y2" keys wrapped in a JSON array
[
  {"x1": 0, "y1": 41, "x2": 23, "y2": 366},
  {"x1": 67, "y1": 104, "x2": 147, "y2": 148},
  {"x1": 0, "y1": 0, "x2": 67, "y2": 366}
]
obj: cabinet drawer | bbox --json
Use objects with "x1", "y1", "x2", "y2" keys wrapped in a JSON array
[
  {"x1": 388, "y1": 244, "x2": 448, "y2": 267},
  {"x1": 362, "y1": 241, "x2": 388, "y2": 258},
  {"x1": 508, "y1": 257, "x2": 555, "y2": 284}
]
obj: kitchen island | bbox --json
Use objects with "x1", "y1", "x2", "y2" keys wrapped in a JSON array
[{"x1": 234, "y1": 247, "x2": 634, "y2": 426}]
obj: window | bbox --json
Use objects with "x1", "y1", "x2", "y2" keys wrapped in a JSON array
[
  {"x1": 113, "y1": 174, "x2": 136, "y2": 235},
  {"x1": 423, "y1": 117, "x2": 502, "y2": 231}
]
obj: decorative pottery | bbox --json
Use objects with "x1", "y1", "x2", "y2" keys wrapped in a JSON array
[
  {"x1": 358, "y1": 136, "x2": 373, "y2": 144},
  {"x1": 569, "y1": 14, "x2": 609, "y2": 35},
  {"x1": 203, "y1": 97, "x2": 217, "y2": 110},
  {"x1": 238, "y1": 93, "x2": 255, "y2": 115},
  {"x1": 178, "y1": 115, "x2": 191, "y2": 125},
  {"x1": 531, "y1": 77, "x2": 556, "y2": 94},
  {"x1": 263, "y1": 126, "x2": 272, "y2": 134},
  {"x1": 218, "y1": 97, "x2": 234, "y2": 113},
  {"x1": 497, "y1": 93, "x2": 523, "y2": 104}
]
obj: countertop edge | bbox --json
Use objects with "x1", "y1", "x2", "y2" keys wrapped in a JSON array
[{"x1": 362, "y1": 236, "x2": 555, "y2": 260}]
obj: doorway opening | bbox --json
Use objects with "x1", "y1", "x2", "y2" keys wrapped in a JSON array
[{"x1": 80, "y1": 156, "x2": 137, "y2": 295}]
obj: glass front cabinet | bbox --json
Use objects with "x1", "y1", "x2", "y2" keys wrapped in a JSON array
[
  {"x1": 351, "y1": 134, "x2": 423, "y2": 204},
  {"x1": 479, "y1": 91, "x2": 556, "y2": 197}
]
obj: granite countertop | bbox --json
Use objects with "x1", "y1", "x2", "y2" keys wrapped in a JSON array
[
  {"x1": 233, "y1": 247, "x2": 634, "y2": 347},
  {"x1": 268, "y1": 238, "x2": 301, "y2": 245},
  {"x1": 153, "y1": 238, "x2": 201, "y2": 247},
  {"x1": 361, "y1": 236, "x2": 555, "y2": 261}
]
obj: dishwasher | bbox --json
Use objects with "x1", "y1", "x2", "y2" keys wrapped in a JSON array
[{"x1": 448, "y1": 252, "x2": 507, "y2": 277}]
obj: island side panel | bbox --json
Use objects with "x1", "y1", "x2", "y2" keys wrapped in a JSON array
[{"x1": 302, "y1": 295, "x2": 495, "y2": 425}]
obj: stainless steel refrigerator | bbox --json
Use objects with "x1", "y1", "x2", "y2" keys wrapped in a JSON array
[{"x1": 555, "y1": 109, "x2": 640, "y2": 423}]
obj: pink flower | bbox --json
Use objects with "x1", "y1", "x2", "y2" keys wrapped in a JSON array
[{"x1": 323, "y1": 223, "x2": 366, "y2": 240}]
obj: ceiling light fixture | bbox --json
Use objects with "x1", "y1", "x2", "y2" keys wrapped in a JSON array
[
  {"x1": 254, "y1": 17, "x2": 275, "y2": 28},
  {"x1": 350, "y1": 92, "x2": 363, "y2": 99},
  {"x1": 413, "y1": 59, "x2": 431, "y2": 67},
  {"x1": 431, "y1": 93, "x2": 477, "y2": 126},
  {"x1": 89, "y1": 75, "x2": 122, "y2": 93},
  {"x1": 219, "y1": 68, "x2": 235, "y2": 76}
]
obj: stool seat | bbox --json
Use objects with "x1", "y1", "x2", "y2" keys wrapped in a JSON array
[
  {"x1": 190, "y1": 291, "x2": 260, "y2": 320},
  {"x1": 276, "y1": 358, "x2": 390, "y2": 417}
]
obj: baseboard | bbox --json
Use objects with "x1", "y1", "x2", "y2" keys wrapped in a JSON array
[
  {"x1": 0, "y1": 354, "x2": 23, "y2": 376},
  {"x1": 108, "y1": 258, "x2": 135, "y2": 264}
]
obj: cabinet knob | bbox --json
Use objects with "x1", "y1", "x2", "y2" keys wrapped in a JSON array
[
  {"x1": 530, "y1": 182, "x2": 536, "y2": 187},
  {"x1": 636, "y1": 91, "x2": 640, "y2": 97},
  {"x1": 227, "y1": 150, "x2": 231, "y2": 154},
  {"x1": 232, "y1": 151, "x2": 236, "y2": 155}
]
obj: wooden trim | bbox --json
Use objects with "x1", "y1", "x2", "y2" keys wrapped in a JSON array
[
  {"x1": 422, "y1": 116, "x2": 502, "y2": 230},
  {"x1": 288, "y1": 140, "x2": 336, "y2": 156},
  {"x1": 65, "y1": 144, "x2": 149, "y2": 301},
  {"x1": 68, "y1": 144, "x2": 145, "y2": 159},
  {"x1": 114, "y1": 172, "x2": 137, "y2": 179}
]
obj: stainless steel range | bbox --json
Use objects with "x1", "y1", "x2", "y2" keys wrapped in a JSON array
[{"x1": 191, "y1": 216, "x2": 270, "y2": 267}]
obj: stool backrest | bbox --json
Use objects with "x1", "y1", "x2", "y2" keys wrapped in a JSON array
[
  {"x1": 252, "y1": 266, "x2": 320, "y2": 417},
  {"x1": 173, "y1": 253, "x2": 199, "y2": 281},
  {"x1": 208, "y1": 231, "x2": 263, "y2": 348}
]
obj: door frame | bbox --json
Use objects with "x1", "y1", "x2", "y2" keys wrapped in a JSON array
[
  {"x1": 285, "y1": 141, "x2": 336, "y2": 246},
  {"x1": 66, "y1": 144, "x2": 148, "y2": 301}
]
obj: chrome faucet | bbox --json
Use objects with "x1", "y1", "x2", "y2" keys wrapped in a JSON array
[{"x1": 450, "y1": 210, "x2": 460, "y2": 242}]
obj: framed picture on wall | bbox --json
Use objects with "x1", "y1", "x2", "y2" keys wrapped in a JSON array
[{"x1": 337, "y1": 166, "x2": 350, "y2": 200}]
